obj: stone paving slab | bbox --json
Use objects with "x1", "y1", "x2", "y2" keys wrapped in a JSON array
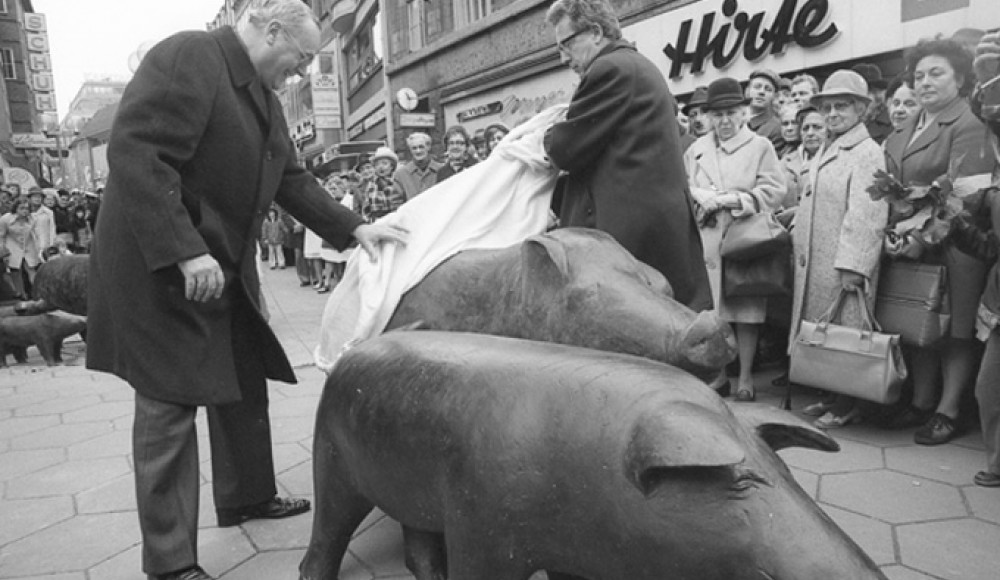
[{"x1": 3, "y1": 267, "x2": 1000, "y2": 580}]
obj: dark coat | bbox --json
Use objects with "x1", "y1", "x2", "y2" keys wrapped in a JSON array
[
  {"x1": 544, "y1": 40, "x2": 711, "y2": 311},
  {"x1": 86, "y1": 27, "x2": 365, "y2": 406},
  {"x1": 435, "y1": 155, "x2": 478, "y2": 182}
]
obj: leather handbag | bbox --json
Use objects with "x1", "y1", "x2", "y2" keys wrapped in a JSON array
[
  {"x1": 874, "y1": 260, "x2": 950, "y2": 348},
  {"x1": 723, "y1": 247, "x2": 792, "y2": 298},
  {"x1": 720, "y1": 212, "x2": 791, "y2": 260},
  {"x1": 789, "y1": 287, "x2": 907, "y2": 405}
]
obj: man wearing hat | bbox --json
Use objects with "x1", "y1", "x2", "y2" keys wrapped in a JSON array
[
  {"x1": 542, "y1": 0, "x2": 711, "y2": 311},
  {"x1": 683, "y1": 85, "x2": 711, "y2": 140},
  {"x1": 745, "y1": 68, "x2": 785, "y2": 152},
  {"x1": 367, "y1": 146, "x2": 406, "y2": 221},
  {"x1": 851, "y1": 63, "x2": 892, "y2": 143}
]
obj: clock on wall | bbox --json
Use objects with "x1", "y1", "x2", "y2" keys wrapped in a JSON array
[{"x1": 396, "y1": 88, "x2": 419, "y2": 111}]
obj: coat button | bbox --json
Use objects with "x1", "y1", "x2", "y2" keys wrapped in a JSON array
[
  {"x1": 266, "y1": 151, "x2": 273, "y2": 161},
  {"x1": 798, "y1": 255, "x2": 806, "y2": 267}
]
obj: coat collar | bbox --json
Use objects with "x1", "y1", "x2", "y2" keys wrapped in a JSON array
[
  {"x1": 817, "y1": 122, "x2": 871, "y2": 168},
  {"x1": 211, "y1": 26, "x2": 271, "y2": 125},
  {"x1": 585, "y1": 39, "x2": 635, "y2": 74},
  {"x1": 690, "y1": 126, "x2": 756, "y2": 189},
  {"x1": 886, "y1": 96, "x2": 970, "y2": 166}
]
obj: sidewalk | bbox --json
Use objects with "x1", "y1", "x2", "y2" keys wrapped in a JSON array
[{"x1": 1, "y1": 265, "x2": 999, "y2": 579}]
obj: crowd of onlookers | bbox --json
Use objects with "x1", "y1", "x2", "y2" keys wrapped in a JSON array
[{"x1": 0, "y1": 185, "x2": 100, "y2": 299}]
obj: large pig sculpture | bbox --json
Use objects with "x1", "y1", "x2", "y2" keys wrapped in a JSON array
[
  {"x1": 386, "y1": 228, "x2": 735, "y2": 380},
  {"x1": 301, "y1": 331, "x2": 887, "y2": 580}
]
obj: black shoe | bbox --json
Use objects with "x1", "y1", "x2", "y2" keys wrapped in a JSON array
[
  {"x1": 914, "y1": 413, "x2": 958, "y2": 445},
  {"x1": 216, "y1": 496, "x2": 311, "y2": 527},
  {"x1": 888, "y1": 405, "x2": 934, "y2": 430},
  {"x1": 149, "y1": 565, "x2": 213, "y2": 580},
  {"x1": 715, "y1": 380, "x2": 731, "y2": 398}
]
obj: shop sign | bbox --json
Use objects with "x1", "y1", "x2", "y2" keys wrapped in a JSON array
[
  {"x1": 663, "y1": 0, "x2": 838, "y2": 79},
  {"x1": 400, "y1": 113, "x2": 436, "y2": 127},
  {"x1": 456, "y1": 102, "x2": 502, "y2": 123},
  {"x1": 348, "y1": 122, "x2": 365, "y2": 140},
  {"x1": 364, "y1": 106, "x2": 386, "y2": 131},
  {"x1": 11, "y1": 133, "x2": 56, "y2": 149},
  {"x1": 902, "y1": 0, "x2": 969, "y2": 22}
]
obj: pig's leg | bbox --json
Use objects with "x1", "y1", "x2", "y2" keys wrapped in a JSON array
[
  {"x1": 36, "y1": 335, "x2": 57, "y2": 366},
  {"x1": 445, "y1": 530, "x2": 532, "y2": 580},
  {"x1": 403, "y1": 526, "x2": 447, "y2": 580}
]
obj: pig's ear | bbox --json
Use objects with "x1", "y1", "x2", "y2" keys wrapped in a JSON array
[
  {"x1": 728, "y1": 405, "x2": 840, "y2": 453},
  {"x1": 522, "y1": 234, "x2": 570, "y2": 282},
  {"x1": 625, "y1": 402, "x2": 745, "y2": 495}
]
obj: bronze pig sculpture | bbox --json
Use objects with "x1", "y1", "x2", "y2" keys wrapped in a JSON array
[
  {"x1": 33, "y1": 254, "x2": 89, "y2": 316},
  {"x1": 386, "y1": 228, "x2": 735, "y2": 381},
  {"x1": 300, "y1": 331, "x2": 887, "y2": 580}
]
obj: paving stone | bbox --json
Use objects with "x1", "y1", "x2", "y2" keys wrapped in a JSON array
[
  {"x1": 67, "y1": 429, "x2": 132, "y2": 461},
  {"x1": 0, "y1": 448, "x2": 64, "y2": 482},
  {"x1": 787, "y1": 465, "x2": 818, "y2": 500},
  {"x1": 75, "y1": 473, "x2": 135, "y2": 514},
  {"x1": 271, "y1": 415, "x2": 314, "y2": 444},
  {"x1": 0, "y1": 512, "x2": 139, "y2": 576},
  {"x1": 0, "y1": 415, "x2": 60, "y2": 442},
  {"x1": 218, "y1": 548, "x2": 308, "y2": 580},
  {"x1": 85, "y1": 543, "x2": 141, "y2": 580},
  {"x1": 820, "y1": 504, "x2": 895, "y2": 566},
  {"x1": 885, "y1": 443, "x2": 984, "y2": 485},
  {"x1": 99, "y1": 386, "x2": 135, "y2": 403},
  {"x1": 15, "y1": 395, "x2": 103, "y2": 418},
  {"x1": 6, "y1": 456, "x2": 131, "y2": 499},
  {"x1": 950, "y1": 430, "x2": 986, "y2": 452},
  {"x1": 897, "y1": 519, "x2": 1000, "y2": 579},
  {"x1": 111, "y1": 415, "x2": 133, "y2": 432},
  {"x1": 277, "y1": 461, "x2": 312, "y2": 496},
  {"x1": 0, "y1": 495, "x2": 74, "y2": 545},
  {"x1": 0, "y1": 390, "x2": 58, "y2": 411},
  {"x1": 11, "y1": 421, "x2": 113, "y2": 451},
  {"x1": 964, "y1": 485, "x2": 1000, "y2": 524},
  {"x1": 198, "y1": 526, "x2": 258, "y2": 577},
  {"x1": 349, "y1": 515, "x2": 409, "y2": 578},
  {"x1": 880, "y1": 564, "x2": 937, "y2": 579},
  {"x1": 268, "y1": 395, "x2": 320, "y2": 418},
  {"x1": 278, "y1": 378, "x2": 325, "y2": 398},
  {"x1": 273, "y1": 442, "x2": 311, "y2": 475},
  {"x1": 821, "y1": 470, "x2": 966, "y2": 524},
  {"x1": 835, "y1": 424, "x2": 929, "y2": 448},
  {"x1": 1, "y1": 573, "x2": 85, "y2": 580},
  {"x1": 780, "y1": 436, "x2": 884, "y2": 474},
  {"x1": 62, "y1": 401, "x2": 133, "y2": 424},
  {"x1": 239, "y1": 494, "x2": 313, "y2": 550}
]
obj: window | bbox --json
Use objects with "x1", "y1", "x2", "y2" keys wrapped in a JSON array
[
  {"x1": 454, "y1": 0, "x2": 492, "y2": 28},
  {"x1": 407, "y1": 0, "x2": 423, "y2": 51},
  {"x1": 345, "y1": 12, "x2": 384, "y2": 93},
  {"x1": 0, "y1": 1, "x2": 8, "y2": 14},
  {"x1": 1, "y1": 48, "x2": 16, "y2": 80}
]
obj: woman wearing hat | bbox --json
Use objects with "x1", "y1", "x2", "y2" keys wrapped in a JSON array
[
  {"x1": 882, "y1": 38, "x2": 997, "y2": 444},
  {"x1": 365, "y1": 146, "x2": 406, "y2": 221},
  {"x1": 684, "y1": 77, "x2": 786, "y2": 401},
  {"x1": 791, "y1": 69, "x2": 889, "y2": 428}
]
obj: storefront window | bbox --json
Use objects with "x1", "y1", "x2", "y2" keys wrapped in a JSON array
[{"x1": 345, "y1": 11, "x2": 384, "y2": 93}]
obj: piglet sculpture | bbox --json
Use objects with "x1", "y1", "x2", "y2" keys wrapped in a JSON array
[
  {"x1": 386, "y1": 228, "x2": 735, "y2": 381},
  {"x1": 300, "y1": 331, "x2": 887, "y2": 580}
]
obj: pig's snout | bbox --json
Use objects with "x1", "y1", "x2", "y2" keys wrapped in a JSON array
[{"x1": 675, "y1": 311, "x2": 737, "y2": 377}]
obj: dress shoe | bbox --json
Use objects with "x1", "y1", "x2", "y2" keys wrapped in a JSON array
[
  {"x1": 974, "y1": 471, "x2": 1000, "y2": 487},
  {"x1": 216, "y1": 496, "x2": 310, "y2": 527},
  {"x1": 914, "y1": 413, "x2": 958, "y2": 445},
  {"x1": 149, "y1": 565, "x2": 213, "y2": 580},
  {"x1": 887, "y1": 405, "x2": 934, "y2": 430}
]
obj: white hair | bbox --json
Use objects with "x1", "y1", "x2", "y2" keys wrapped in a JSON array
[
  {"x1": 244, "y1": 0, "x2": 318, "y2": 36},
  {"x1": 406, "y1": 132, "x2": 431, "y2": 148}
]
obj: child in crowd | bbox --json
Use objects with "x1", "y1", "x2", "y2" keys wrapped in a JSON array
[{"x1": 260, "y1": 207, "x2": 290, "y2": 269}]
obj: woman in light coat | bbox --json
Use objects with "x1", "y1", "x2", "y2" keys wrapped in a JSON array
[
  {"x1": 0, "y1": 198, "x2": 41, "y2": 299},
  {"x1": 685, "y1": 77, "x2": 786, "y2": 400},
  {"x1": 791, "y1": 70, "x2": 889, "y2": 427}
]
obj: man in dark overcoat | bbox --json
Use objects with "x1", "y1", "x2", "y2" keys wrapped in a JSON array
[
  {"x1": 543, "y1": 0, "x2": 712, "y2": 311},
  {"x1": 85, "y1": 2, "x2": 407, "y2": 579}
]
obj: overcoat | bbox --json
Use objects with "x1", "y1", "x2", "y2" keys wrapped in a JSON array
[
  {"x1": 790, "y1": 123, "x2": 887, "y2": 341},
  {"x1": 545, "y1": 40, "x2": 712, "y2": 311},
  {"x1": 86, "y1": 27, "x2": 365, "y2": 406},
  {"x1": 883, "y1": 96, "x2": 997, "y2": 338},
  {"x1": 684, "y1": 127, "x2": 785, "y2": 324}
]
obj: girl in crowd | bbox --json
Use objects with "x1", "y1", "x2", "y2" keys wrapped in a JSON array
[
  {"x1": 883, "y1": 38, "x2": 997, "y2": 444},
  {"x1": 886, "y1": 74, "x2": 922, "y2": 130},
  {"x1": 684, "y1": 77, "x2": 786, "y2": 401}
]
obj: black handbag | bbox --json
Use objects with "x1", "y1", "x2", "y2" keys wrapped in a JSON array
[
  {"x1": 874, "y1": 260, "x2": 950, "y2": 348},
  {"x1": 723, "y1": 248, "x2": 792, "y2": 298},
  {"x1": 720, "y1": 212, "x2": 791, "y2": 260}
]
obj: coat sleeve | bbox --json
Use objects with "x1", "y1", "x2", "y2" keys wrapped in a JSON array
[
  {"x1": 834, "y1": 146, "x2": 888, "y2": 277},
  {"x1": 949, "y1": 111, "x2": 997, "y2": 180},
  {"x1": 544, "y1": 57, "x2": 633, "y2": 172},
  {"x1": 108, "y1": 34, "x2": 220, "y2": 273},
  {"x1": 274, "y1": 159, "x2": 365, "y2": 251}
]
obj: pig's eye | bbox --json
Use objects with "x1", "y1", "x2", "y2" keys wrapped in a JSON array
[{"x1": 730, "y1": 469, "x2": 770, "y2": 495}]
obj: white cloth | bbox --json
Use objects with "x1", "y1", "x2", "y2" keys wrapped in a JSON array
[{"x1": 315, "y1": 105, "x2": 567, "y2": 372}]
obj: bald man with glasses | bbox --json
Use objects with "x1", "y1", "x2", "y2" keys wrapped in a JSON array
[{"x1": 86, "y1": 1, "x2": 407, "y2": 578}]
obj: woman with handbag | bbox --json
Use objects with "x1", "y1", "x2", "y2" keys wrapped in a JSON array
[
  {"x1": 684, "y1": 77, "x2": 786, "y2": 401},
  {"x1": 882, "y1": 38, "x2": 998, "y2": 444},
  {"x1": 790, "y1": 70, "x2": 889, "y2": 428}
]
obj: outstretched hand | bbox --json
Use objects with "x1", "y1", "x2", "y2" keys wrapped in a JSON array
[
  {"x1": 353, "y1": 223, "x2": 410, "y2": 262},
  {"x1": 974, "y1": 30, "x2": 1000, "y2": 84}
]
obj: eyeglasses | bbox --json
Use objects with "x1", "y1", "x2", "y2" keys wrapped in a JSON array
[
  {"x1": 447, "y1": 139, "x2": 467, "y2": 147},
  {"x1": 556, "y1": 26, "x2": 592, "y2": 53},
  {"x1": 281, "y1": 27, "x2": 316, "y2": 76}
]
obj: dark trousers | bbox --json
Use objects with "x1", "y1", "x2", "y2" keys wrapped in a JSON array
[
  {"x1": 132, "y1": 315, "x2": 277, "y2": 575},
  {"x1": 977, "y1": 329, "x2": 1000, "y2": 475}
]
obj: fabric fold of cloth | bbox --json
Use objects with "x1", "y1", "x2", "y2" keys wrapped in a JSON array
[{"x1": 315, "y1": 105, "x2": 567, "y2": 372}]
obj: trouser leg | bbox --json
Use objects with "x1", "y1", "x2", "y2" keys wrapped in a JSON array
[
  {"x1": 976, "y1": 330, "x2": 1000, "y2": 474},
  {"x1": 206, "y1": 309, "x2": 277, "y2": 511},
  {"x1": 133, "y1": 391, "x2": 200, "y2": 575}
]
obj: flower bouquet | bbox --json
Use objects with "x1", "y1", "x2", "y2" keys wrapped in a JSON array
[{"x1": 866, "y1": 167, "x2": 964, "y2": 259}]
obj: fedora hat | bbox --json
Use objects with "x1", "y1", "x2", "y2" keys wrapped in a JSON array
[
  {"x1": 682, "y1": 85, "x2": 709, "y2": 114},
  {"x1": 810, "y1": 70, "x2": 871, "y2": 108},
  {"x1": 850, "y1": 63, "x2": 887, "y2": 90},
  {"x1": 704, "y1": 77, "x2": 749, "y2": 110}
]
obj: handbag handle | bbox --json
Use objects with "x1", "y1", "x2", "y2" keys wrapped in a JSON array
[{"x1": 809, "y1": 287, "x2": 884, "y2": 352}]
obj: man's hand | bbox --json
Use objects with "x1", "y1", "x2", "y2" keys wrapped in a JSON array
[
  {"x1": 352, "y1": 223, "x2": 410, "y2": 262},
  {"x1": 178, "y1": 254, "x2": 225, "y2": 302},
  {"x1": 975, "y1": 30, "x2": 1000, "y2": 84},
  {"x1": 839, "y1": 270, "x2": 865, "y2": 291}
]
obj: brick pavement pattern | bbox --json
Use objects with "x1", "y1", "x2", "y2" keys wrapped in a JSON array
[{"x1": 2, "y1": 266, "x2": 999, "y2": 579}]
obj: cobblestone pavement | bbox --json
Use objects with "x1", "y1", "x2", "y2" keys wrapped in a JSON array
[{"x1": 2, "y1": 266, "x2": 999, "y2": 580}]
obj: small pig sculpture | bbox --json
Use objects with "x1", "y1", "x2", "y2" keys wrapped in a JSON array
[
  {"x1": 301, "y1": 331, "x2": 887, "y2": 580},
  {"x1": 387, "y1": 228, "x2": 735, "y2": 380},
  {"x1": 0, "y1": 312, "x2": 87, "y2": 366}
]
